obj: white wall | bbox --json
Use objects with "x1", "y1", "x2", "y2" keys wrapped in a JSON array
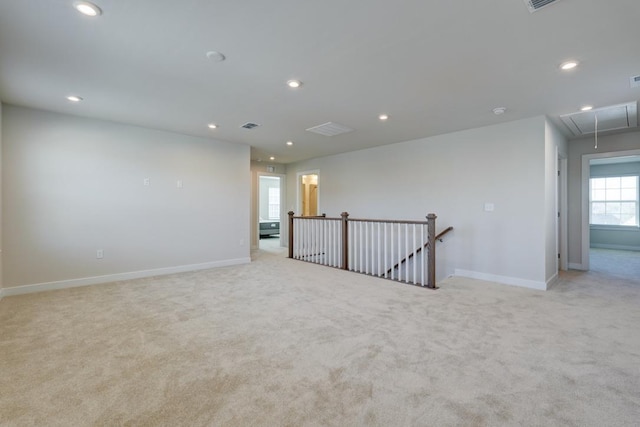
[
  {"x1": 2, "y1": 105, "x2": 250, "y2": 292},
  {"x1": 287, "y1": 116, "x2": 550, "y2": 289},
  {"x1": 568, "y1": 130, "x2": 640, "y2": 267}
]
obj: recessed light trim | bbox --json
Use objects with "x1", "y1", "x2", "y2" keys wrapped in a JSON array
[
  {"x1": 580, "y1": 105, "x2": 593, "y2": 111},
  {"x1": 286, "y1": 141, "x2": 293, "y2": 146},
  {"x1": 287, "y1": 79, "x2": 302, "y2": 88},
  {"x1": 378, "y1": 114, "x2": 389, "y2": 121},
  {"x1": 205, "y1": 51, "x2": 226, "y2": 62},
  {"x1": 560, "y1": 60, "x2": 578, "y2": 71},
  {"x1": 73, "y1": 1, "x2": 102, "y2": 16},
  {"x1": 207, "y1": 123, "x2": 218, "y2": 129},
  {"x1": 66, "y1": 95, "x2": 83, "y2": 102},
  {"x1": 492, "y1": 107, "x2": 507, "y2": 115}
]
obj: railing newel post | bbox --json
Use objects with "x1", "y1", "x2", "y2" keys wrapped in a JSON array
[
  {"x1": 288, "y1": 211, "x2": 295, "y2": 259},
  {"x1": 426, "y1": 213, "x2": 437, "y2": 289},
  {"x1": 341, "y1": 212, "x2": 349, "y2": 270}
]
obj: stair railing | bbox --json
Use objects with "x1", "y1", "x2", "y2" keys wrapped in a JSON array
[{"x1": 288, "y1": 211, "x2": 452, "y2": 289}]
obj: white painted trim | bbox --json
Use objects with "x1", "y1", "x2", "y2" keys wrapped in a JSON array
[
  {"x1": 1, "y1": 257, "x2": 251, "y2": 297},
  {"x1": 296, "y1": 169, "x2": 320, "y2": 217},
  {"x1": 568, "y1": 263, "x2": 585, "y2": 270},
  {"x1": 590, "y1": 243, "x2": 640, "y2": 252},
  {"x1": 559, "y1": 156, "x2": 569, "y2": 271},
  {"x1": 546, "y1": 273, "x2": 560, "y2": 290},
  {"x1": 454, "y1": 269, "x2": 547, "y2": 291}
]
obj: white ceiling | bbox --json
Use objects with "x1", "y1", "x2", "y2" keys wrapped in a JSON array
[{"x1": 1, "y1": 0, "x2": 639, "y2": 164}]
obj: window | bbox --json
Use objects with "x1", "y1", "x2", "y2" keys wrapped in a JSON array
[
  {"x1": 590, "y1": 176, "x2": 639, "y2": 226},
  {"x1": 268, "y1": 187, "x2": 280, "y2": 220}
]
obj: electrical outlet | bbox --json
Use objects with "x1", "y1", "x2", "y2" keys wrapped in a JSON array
[
  {"x1": 143, "y1": 178, "x2": 150, "y2": 186},
  {"x1": 96, "y1": 249, "x2": 104, "y2": 259},
  {"x1": 177, "y1": 180, "x2": 183, "y2": 188}
]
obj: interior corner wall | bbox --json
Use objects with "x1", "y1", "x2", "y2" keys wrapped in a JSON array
[
  {"x1": 286, "y1": 116, "x2": 548, "y2": 289},
  {"x1": 544, "y1": 119, "x2": 568, "y2": 282},
  {"x1": 1, "y1": 105, "x2": 251, "y2": 291},
  {"x1": 567, "y1": 130, "x2": 640, "y2": 267}
]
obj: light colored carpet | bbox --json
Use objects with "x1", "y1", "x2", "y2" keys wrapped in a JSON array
[
  {"x1": 590, "y1": 247, "x2": 640, "y2": 281},
  {"x1": 1, "y1": 247, "x2": 639, "y2": 426}
]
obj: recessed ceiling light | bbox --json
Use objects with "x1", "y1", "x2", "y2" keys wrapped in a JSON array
[
  {"x1": 205, "y1": 51, "x2": 226, "y2": 62},
  {"x1": 287, "y1": 80, "x2": 302, "y2": 88},
  {"x1": 66, "y1": 95, "x2": 83, "y2": 102},
  {"x1": 580, "y1": 105, "x2": 593, "y2": 111},
  {"x1": 492, "y1": 107, "x2": 506, "y2": 115},
  {"x1": 560, "y1": 61, "x2": 579, "y2": 71},
  {"x1": 286, "y1": 141, "x2": 293, "y2": 146},
  {"x1": 73, "y1": 1, "x2": 102, "y2": 16},
  {"x1": 378, "y1": 114, "x2": 389, "y2": 121},
  {"x1": 269, "y1": 156, "x2": 276, "y2": 161},
  {"x1": 207, "y1": 123, "x2": 218, "y2": 129}
]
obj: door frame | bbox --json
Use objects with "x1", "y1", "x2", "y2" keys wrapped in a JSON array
[
  {"x1": 296, "y1": 170, "x2": 320, "y2": 216},
  {"x1": 580, "y1": 148, "x2": 640, "y2": 270},
  {"x1": 558, "y1": 154, "x2": 568, "y2": 271},
  {"x1": 256, "y1": 172, "x2": 286, "y2": 248}
]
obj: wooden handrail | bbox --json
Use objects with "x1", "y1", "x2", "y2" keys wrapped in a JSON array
[
  {"x1": 348, "y1": 218, "x2": 430, "y2": 225},
  {"x1": 436, "y1": 226, "x2": 454, "y2": 242},
  {"x1": 289, "y1": 214, "x2": 437, "y2": 226},
  {"x1": 386, "y1": 226, "x2": 453, "y2": 275}
]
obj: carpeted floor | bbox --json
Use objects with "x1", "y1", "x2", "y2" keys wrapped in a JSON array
[
  {"x1": 1, "y1": 246, "x2": 639, "y2": 426},
  {"x1": 590, "y1": 247, "x2": 640, "y2": 281}
]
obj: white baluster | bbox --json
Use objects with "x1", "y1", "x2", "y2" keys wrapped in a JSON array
[
  {"x1": 412, "y1": 224, "x2": 417, "y2": 285},
  {"x1": 384, "y1": 223, "x2": 388, "y2": 278},
  {"x1": 405, "y1": 223, "x2": 409, "y2": 283}
]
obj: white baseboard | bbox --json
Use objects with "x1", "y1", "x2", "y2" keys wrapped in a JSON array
[
  {"x1": 568, "y1": 263, "x2": 585, "y2": 270},
  {"x1": 1, "y1": 257, "x2": 251, "y2": 297},
  {"x1": 454, "y1": 269, "x2": 547, "y2": 291},
  {"x1": 546, "y1": 273, "x2": 560, "y2": 290},
  {"x1": 590, "y1": 243, "x2": 640, "y2": 252}
]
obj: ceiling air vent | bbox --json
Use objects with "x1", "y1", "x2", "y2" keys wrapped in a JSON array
[
  {"x1": 560, "y1": 102, "x2": 638, "y2": 137},
  {"x1": 524, "y1": 0, "x2": 560, "y2": 13},
  {"x1": 241, "y1": 122, "x2": 260, "y2": 129},
  {"x1": 631, "y1": 75, "x2": 640, "y2": 88},
  {"x1": 306, "y1": 122, "x2": 354, "y2": 137}
]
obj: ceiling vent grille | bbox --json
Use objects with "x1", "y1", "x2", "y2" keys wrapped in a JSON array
[
  {"x1": 241, "y1": 122, "x2": 260, "y2": 129},
  {"x1": 524, "y1": 0, "x2": 560, "y2": 13},
  {"x1": 306, "y1": 122, "x2": 355, "y2": 137},
  {"x1": 631, "y1": 75, "x2": 640, "y2": 88},
  {"x1": 560, "y1": 102, "x2": 638, "y2": 137}
]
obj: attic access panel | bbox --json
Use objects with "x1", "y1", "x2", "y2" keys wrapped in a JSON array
[
  {"x1": 560, "y1": 102, "x2": 638, "y2": 136},
  {"x1": 306, "y1": 122, "x2": 354, "y2": 137}
]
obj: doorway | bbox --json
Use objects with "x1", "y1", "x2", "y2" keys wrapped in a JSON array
[
  {"x1": 258, "y1": 174, "x2": 285, "y2": 249},
  {"x1": 299, "y1": 172, "x2": 319, "y2": 216},
  {"x1": 581, "y1": 149, "x2": 640, "y2": 270}
]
